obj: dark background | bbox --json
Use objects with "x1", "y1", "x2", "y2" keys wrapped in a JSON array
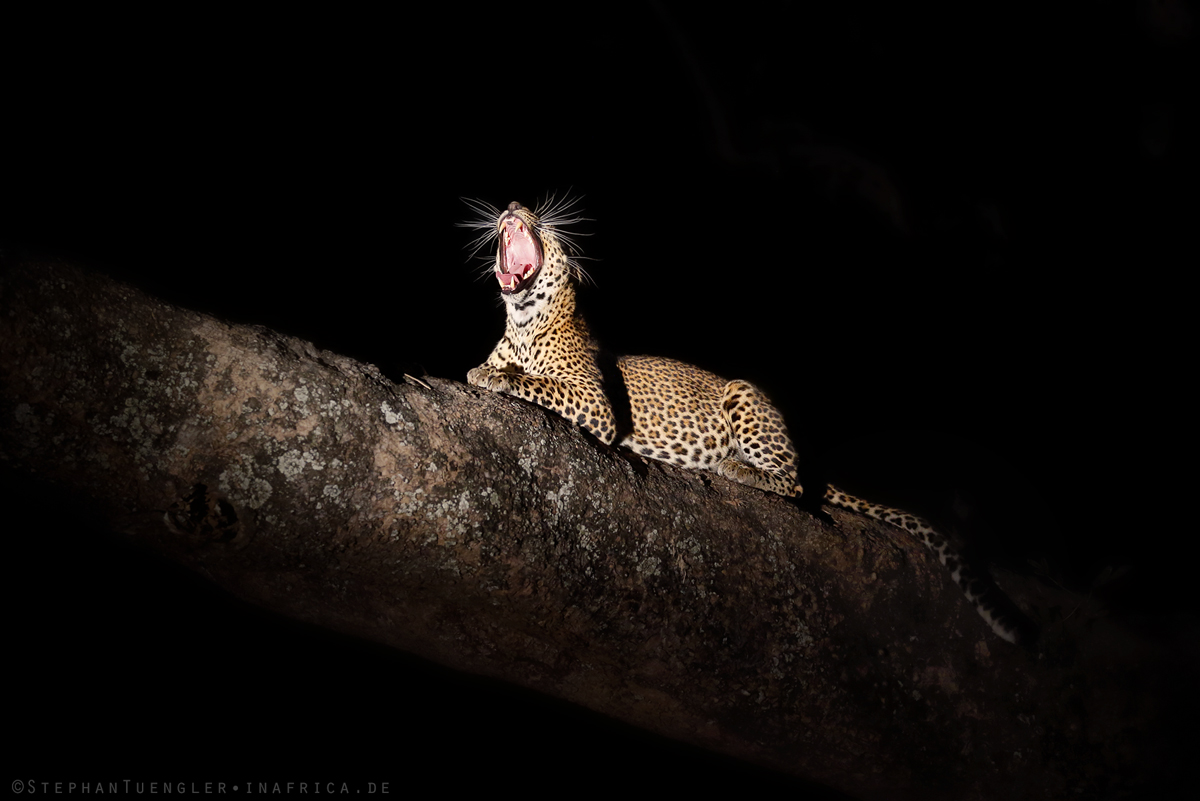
[{"x1": 4, "y1": 1, "x2": 1195, "y2": 795}]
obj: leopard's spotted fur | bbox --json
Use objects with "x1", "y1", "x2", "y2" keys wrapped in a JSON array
[{"x1": 464, "y1": 198, "x2": 1024, "y2": 644}]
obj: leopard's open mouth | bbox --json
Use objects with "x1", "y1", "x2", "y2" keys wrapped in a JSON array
[{"x1": 496, "y1": 211, "x2": 541, "y2": 294}]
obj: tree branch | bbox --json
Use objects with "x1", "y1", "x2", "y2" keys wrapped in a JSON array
[{"x1": 1, "y1": 260, "x2": 1178, "y2": 799}]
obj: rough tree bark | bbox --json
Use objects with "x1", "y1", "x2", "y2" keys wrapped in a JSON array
[{"x1": 0, "y1": 260, "x2": 1178, "y2": 799}]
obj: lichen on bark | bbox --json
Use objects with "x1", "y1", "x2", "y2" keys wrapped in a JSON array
[{"x1": 0, "y1": 260, "x2": 1180, "y2": 800}]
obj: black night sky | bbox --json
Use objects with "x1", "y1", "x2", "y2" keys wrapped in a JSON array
[{"x1": 5, "y1": 2, "x2": 1195, "y2": 795}]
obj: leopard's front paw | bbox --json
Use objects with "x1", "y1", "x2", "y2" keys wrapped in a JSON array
[{"x1": 468, "y1": 366, "x2": 514, "y2": 394}]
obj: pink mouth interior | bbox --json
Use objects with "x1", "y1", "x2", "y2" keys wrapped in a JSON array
[{"x1": 497, "y1": 217, "x2": 540, "y2": 293}]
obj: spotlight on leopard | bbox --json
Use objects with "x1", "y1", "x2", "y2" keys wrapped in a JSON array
[{"x1": 461, "y1": 196, "x2": 1027, "y2": 645}]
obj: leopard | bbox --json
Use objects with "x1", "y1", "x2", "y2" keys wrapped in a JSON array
[{"x1": 462, "y1": 196, "x2": 1026, "y2": 645}]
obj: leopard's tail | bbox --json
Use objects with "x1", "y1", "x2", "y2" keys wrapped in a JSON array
[{"x1": 822, "y1": 484, "x2": 1028, "y2": 645}]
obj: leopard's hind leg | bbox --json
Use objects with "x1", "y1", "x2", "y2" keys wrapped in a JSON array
[{"x1": 715, "y1": 380, "x2": 802, "y2": 497}]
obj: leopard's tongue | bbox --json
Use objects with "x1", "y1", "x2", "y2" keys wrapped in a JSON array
[{"x1": 498, "y1": 230, "x2": 539, "y2": 289}]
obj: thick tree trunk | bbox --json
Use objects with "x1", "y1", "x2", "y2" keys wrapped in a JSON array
[{"x1": 0, "y1": 260, "x2": 1177, "y2": 799}]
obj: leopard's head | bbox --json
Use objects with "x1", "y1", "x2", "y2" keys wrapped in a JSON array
[{"x1": 460, "y1": 196, "x2": 589, "y2": 305}]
